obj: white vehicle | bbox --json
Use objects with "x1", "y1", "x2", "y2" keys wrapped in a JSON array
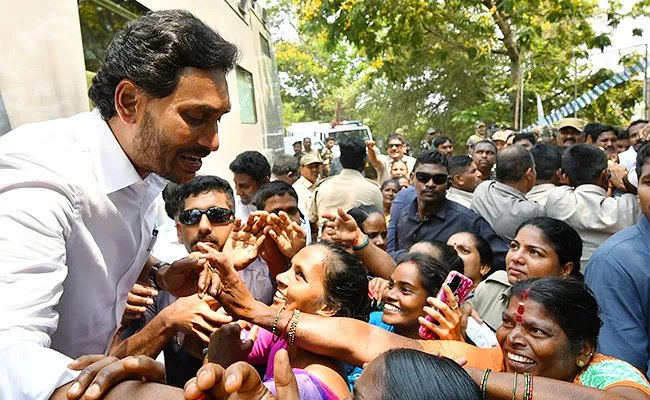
[{"x1": 284, "y1": 121, "x2": 374, "y2": 157}]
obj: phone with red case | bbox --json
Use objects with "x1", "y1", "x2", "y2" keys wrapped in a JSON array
[{"x1": 418, "y1": 271, "x2": 473, "y2": 340}]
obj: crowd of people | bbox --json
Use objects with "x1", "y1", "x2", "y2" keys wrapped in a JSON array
[{"x1": 1, "y1": 9, "x2": 650, "y2": 400}]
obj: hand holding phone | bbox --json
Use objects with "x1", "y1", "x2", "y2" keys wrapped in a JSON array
[{"x1": 419, "y1": 271, "x2": 473, "y2": 340}]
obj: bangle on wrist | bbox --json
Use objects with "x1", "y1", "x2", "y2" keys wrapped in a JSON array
[{"x1": 352, "y1": 234, "x2": 370, "y2": 251}]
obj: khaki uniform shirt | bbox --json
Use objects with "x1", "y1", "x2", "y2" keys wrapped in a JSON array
[
  {"x1": 375, "y1": 154, "x2": 416, "y2": 185},
  {"x1": 471, "y1": 181, "x2": 545, "y2": 242},
  {"x1": 293, "y1": 176, "x2": 317, "y2": 216},
  {"x1": 468, "y1": 270, "x2": 511, "y2": 331},
  {"x1": 446, "y1": 187, "x2": 474, "y2": 208},
  {"x1": 309, "y1": 169, "x2": 384, "y2": 234},
  {"x1": 545, "y1": 184, "x2": 642, "y2": 269},
  {"x1": 525, "y1": 183, "x2": 556, "y2": 206}
]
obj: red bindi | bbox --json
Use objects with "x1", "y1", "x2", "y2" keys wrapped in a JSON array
[{"x1": 515, "y1": 301, "x2": 525, "y2": 322}]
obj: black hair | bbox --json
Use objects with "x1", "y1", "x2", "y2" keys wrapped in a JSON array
[
  {"x1": 89, "y1": 10, "x2": 238, "y2": 120},
  {"x1": 413, "y1": 149, "x2": 449, "y2": 171},
  {"x1": 433, "y1": 136, "x2": 453, "y2": 148},
  {"x1": 348, "y1": 205, "x2": 384, "y2": 231},
  {"x1": 516, "y1": 217, "x2": 583, "y2": 280},
  {"x1": 617, "y1": 129, "x2": 630, "y2": 140},
  {"x1": 628, "y1": 119, "x2": 649, "y2": 131},
  {"x1": 293, "y1": 140, "x2": 302, "y2": 146},
  {"x1": 303, "y1": 137, "x2": 312, "y2": 144},
  {"x1": 456, "y1": 232, "x2": 494, "y2": 274},
  {"x1": 397, "y1": 252, "x2": 451, "y2": 296},
  {"x1": 448, "y1": 155, "x2": 474, "y2": 177},
  {"x1": 325, "y1": 136, "x2": 335, "y2": 142},
  {"x1": 530, "y1": 144, "x2": 562, "y2": 181},
  {"x1": 178, "y1": 175, "x2": 234, "y2": 212},
  {"x1": 253, "y1": 181, "x2": 299, "y2": 211},
  {"x1": 272, "y1": 155, "x2": 300, "y2": 177},
  {"x1": 316, "y1": 241, "x2": 370, "y2": 321},
  {"x1": 473, "y1": 140, "x2": 497, "y2": 153},
  {"x1": 376, "y1": 349, "x2": 482, "y2": 400},
  {"x1": 229, "y1": 151, "x2": 271, "y2": 184},
  {"x1": 409, "y1": 241, "x2": 464, "y2": 273},
  {"x1": 509, "y1": 277, "x2": 601, "y2": 353},
  {"x1": 496, "y1": 145, "x2": 534, "y2": 183},
  {"x1": 386, "y1": 134, "x2": 406, "y2": 145},
  {"x1": 162, "y1": 182, "x2": 183, "y2": 219},
  {"x1": 513, "y1": 132, "x2": 536, "y2": 146},
  {"x1": 562, "y1": 144, "x2": 607, "y2": 186},
  {"x1": 339, "y1": 138, "x2": 367, "y2": 170},
  {"x1": 381, "y1": 178, "x2": 401, "y2": 191},
  {"x1": 587, "y1": 124, "x2": 616, "y2": 143},
  {"x1": 637, "y1": 142, "x2": 650, "y2": 179}
]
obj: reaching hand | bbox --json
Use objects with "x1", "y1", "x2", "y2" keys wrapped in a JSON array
[
  {"x1": 159, "y1": 255, "x2": 210, "y2": 298},
  {"x1": 208, "y1": 322, "x2": 259, "y2": 368},
  {"x1": 608, "y1": 163, "x2": 628, "y2": 192},
  {"x1": 184, "y1": 349, "x2": 299, "y2": 400},
  {"x1": 222, "y1": 213, "x2": 268, "y2": 271},
  {"x1": 122, "y1": 283, "x2": 158, "y2": 323},
  {"x1": 65, "y1": 354, "x2": 165, "y2": 400},
  {"x1": 165, "y1": 294, "x2": 233, "y2": 343},
  {"x1": 418, "y1": 285, "x2": 464, "y2": 341},
  {"x1": 266, "y1": 211, "x2": 307, "y2": 259},
  {"x1": 197, "y1": 242, "x2": 259, "y2": 321},
  {"x1": 322, "y1": 207, "x2": 361, "y2": 246},
  {"x1": 365, "y1": 140, "x2": 376, "y2": 150}
]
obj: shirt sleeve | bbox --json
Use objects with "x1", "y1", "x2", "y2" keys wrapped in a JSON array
[
  {"x1": 387, "y1": 187, "x2": 411, "y2": 252},
  {"x1": 586, "y1": 251, "x2": 649, "y2": 377},
  {"x1": 0, "y1": 186, "x2": 79, "y2": 399},
  {"x1": 472, "y1": 216, "x2": 508, "y2": 271}
]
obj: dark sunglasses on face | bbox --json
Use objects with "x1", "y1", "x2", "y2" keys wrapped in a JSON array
[
  {"x1": 388, "y1": 143, "x2": 404, "y2": 149},
  {"x1": 415, "y1": 172, "x2": 449, "y2": 185},
  {"x1": 179, "y1": 207, "x2": 234, "y2": 225}
]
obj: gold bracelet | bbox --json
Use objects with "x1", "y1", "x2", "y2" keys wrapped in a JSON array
[{"x1": 287, "y1": 310, "x2": 301, "y2": 346}]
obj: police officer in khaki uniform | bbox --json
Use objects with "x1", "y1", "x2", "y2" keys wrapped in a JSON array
[{"x1": 309, "y1": 138, "x2": 383, "y2": 237}]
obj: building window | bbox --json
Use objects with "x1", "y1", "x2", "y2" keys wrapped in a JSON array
[
  {"x1": 260, "y1": 34, "x2": 271, "y2": 58},
  {"x1": 236, "y1": 66, "x2": 257, "y2": 124}
]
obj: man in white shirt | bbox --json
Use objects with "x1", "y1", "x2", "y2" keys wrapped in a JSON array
[
  {"x1": 471, "y1": 145, "x2": 544, "y2": 241},
  {"x1": 229, "y1": 150, "x2": 272, "y2": 221},
  {"x1": 527, "y1": 144, "x2": 562, "y2": 206},
  {"x1": 546, "y1": 144, "x2": 641, "y2": 269},
  {"x1": 0, "y1": 10, "x2": 238, "y2": 399},
  {"x1": 618, "y1": 120, "x2": 648, "y2": 170},
  {"x1": 446, "y1": 155, "x2": 482, "y2": 208},
  {"x1": 367, "y1": 134, "x2": 417, "y2": 185},
  {"x1": 293, "y1": 152, "x2": 322, "y2": 216}
]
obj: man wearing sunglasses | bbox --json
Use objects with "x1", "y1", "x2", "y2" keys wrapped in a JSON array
[
  {"x1": 389, "y1": 150, "x2": 508, "y2": 270},
  {"x1": 367, "y1": 134, "x2": 416, "y2": 185}
]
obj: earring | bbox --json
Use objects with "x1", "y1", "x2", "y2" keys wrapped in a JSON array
[{"x1": 577, "y1": 360, "x2": 585, "y2": 368}]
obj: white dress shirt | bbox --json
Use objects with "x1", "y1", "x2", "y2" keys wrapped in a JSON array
[
  {"x1": 619, "y1": 147, "x2": 637, "y2": 170},
  {"x1": 0, "y1": 110, "x2": 166, "y2": 399},
  {"x1": 545, "y1": 184, "x2": 642, "y2": 269},
  {"x1": 525, "y1": 183, "x2": 557, "y2": 206},
  {"x1": 446, "y1": 187, "x2": 474, "y2": 208},
  {"x1": 234, "y1": 194, "x2": 256, "y2": 222}
]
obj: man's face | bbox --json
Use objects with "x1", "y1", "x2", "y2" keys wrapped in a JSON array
[
  {"x1": 629, "y1": 123, "x2": 647, "y2": 147},
  {"x1": 556, "y1": 127, "x2": 582, "y2": 147},
  {"x1": 436, "y1": 140, "x2": 454, "y2": 158},
  {"x1": 618, "y1": 139, "x2": 631, "y2": 153},
  {"x1": 263, "y1": 193, "x2": 301, "y2": 224},
  {"x1": 476, "y1": 124, "x2": 486, "y2": 135},
  {"x1": 293, "y1": 143, "x2": 302, "y2": 154},
  {"x1": 457, "y1": 162, "x2": 482, "y2": 192},
  {"x1": 233, "y1": 173, "x2": 260, "y2": 205},
  {"x1": 412, "y1": 163, "x2": 448, "y2": 206},
  {"x1": 325, "y1": 139, "x2": 334, "y2": 149},
  {"x1": 596, "y1": 130, "x2": 618, "y2": 155},
  {"x1": 514, "y1": 139, "x2": 534, "y2": 150},
  {"x1": 473, "y1": 143, "x2": 496, "y2": 173},
  {"x1": 303, "y1": 138, "x2": 312, "y2": 151},
  {"x1": 495, "y1": 140, "x2": 506, "y2": 150},
  {"x1": 386, "y1": 139, "x2": 406, "y2": 160},
  {"x1": 301, "y1": 163, "x2": 321, "y2": 184},
  {"x1": 638, "y1": 161, "x2": 650, "y2": 222},
  {"x1": 177, "y1": 191, "x2": 233, "y2": 253},
  {"x1": 131, "y1": 67, "x2": 230, "y2": 183}
]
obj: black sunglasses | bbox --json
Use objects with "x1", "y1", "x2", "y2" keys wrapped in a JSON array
[
  {"x1": 179, "y1": 207, "x2": 234, "y2": 225},
  {"x1": 415, "y1": 172, "x2": 449, "y2": 185}
]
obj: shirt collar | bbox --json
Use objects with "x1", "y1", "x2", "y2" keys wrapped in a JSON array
[
  {"x1": 493, "y1": 181, "x2": 526, "y2": 199},
  {"x1": 89, "y1": 109, "x2": 143, "y2": 194},
  {"x1": 340, "y1": 169, "x2": 364, "y2": 178},
  {"x1": 408, "y1": 196, "x2": 449, "y2": 221},
  {"x1": 574, "y1": 184, "x2": 607, "y2": 196}
]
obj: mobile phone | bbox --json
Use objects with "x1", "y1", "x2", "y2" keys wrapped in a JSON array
[{"x1": 418, "y1": 271, "x2": 473, "y2": 340}]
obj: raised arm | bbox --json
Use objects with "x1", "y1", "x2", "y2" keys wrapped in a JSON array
[{"x1": 365, "y1": 140, "x2": 382, "y2": 169}]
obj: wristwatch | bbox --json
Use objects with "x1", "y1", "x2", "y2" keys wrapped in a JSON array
[{"x1": 149, "y1": 261, "x2": 169, "y2": 291}]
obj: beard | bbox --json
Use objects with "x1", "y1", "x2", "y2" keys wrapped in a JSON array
[{"x1": 132, "y1": 108, "x2": 177, "y2": 181}]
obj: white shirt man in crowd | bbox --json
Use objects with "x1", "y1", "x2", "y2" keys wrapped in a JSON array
[
  {"x1": 0, "y1": 10, "x2": 238, "y2": 399},
  {"x1": 545, "y1": 144, "x2": 641, "y2": 268},
  {"x1": 619, "y1": 120, "x2": 649, "y2": 169},
  {"x1": 527, "y1": 144, "x2": 563, "y2": 206},
  {"x1": 293, "y1": 152, "x2": 322, "y2": 216},
  {"x1": 367, "y1": 134, "x2": 417, "y2": 184},
  {"x1": 229, "y1": 150, "x2": 271, "y2": 221},
  {"x1": 471, "y1": 145, "x2": 544, "y2": 241},
  {"x1": 446, "y1": 155, "x2": 482, "y2": 208}
]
